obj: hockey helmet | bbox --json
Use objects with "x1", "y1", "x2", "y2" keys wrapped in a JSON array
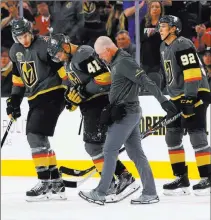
[
  {"x1": 47, "y1": 33, "x2": 70, "y2": 62},
  {"x1": 11, "y1": 18, "x2": 33, "y2": 41},
  {"x1": 158, "y1": 15, "x2": 182, "y2": 35}
]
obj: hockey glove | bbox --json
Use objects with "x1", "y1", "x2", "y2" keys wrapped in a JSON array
[
  {"x1": 6, "y1": 95, "x2": 21, "y2": 120},
  {"x1": 65, "y1": 87, "x2": 83, "y2": 106},
  {"x1": 161, "y1": 100, "x2": 178, "y2": 117},
  {"x1": 65, "y1": 101, "x2": 78, "y2": 112},
  {"x1": 180, "y1": 97, "x2": 197, "y2": 118}
]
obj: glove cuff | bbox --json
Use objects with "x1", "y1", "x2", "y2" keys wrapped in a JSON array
[{"x1": 11, "y1": 94, "x2": 22, "y2": 108}]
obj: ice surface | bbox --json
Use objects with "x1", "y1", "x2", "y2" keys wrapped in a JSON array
[{"x1": 1, "y1": 177, "x2": 210, "y2": 220}]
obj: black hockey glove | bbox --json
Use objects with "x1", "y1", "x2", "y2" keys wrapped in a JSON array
[
  {"x1": 161, "y1": 100, "x2": 178, "y2": 117},
  {"x1": 6, "y1": 95, "x2": 21, "y2": 119},
  {"x1": 180, "y1": 97, "x2": 197, "y2": 118}
]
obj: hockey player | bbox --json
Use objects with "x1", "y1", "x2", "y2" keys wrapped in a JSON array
[
  {"x1": 158, "y1": 15, "x2": 211, "y2": 196},
  {"x1": 47, "y1": 33, "x2": 140, "y2": 201},
  {"x1": 7, "y1": 18, "x2": 68, "y2": 201}
]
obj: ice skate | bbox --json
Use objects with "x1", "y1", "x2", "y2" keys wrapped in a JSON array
[
  {"x1": 193, "y1": 177, "x2": 211, "y2": 196},
  {"x1": 106, "y1": 172, "x2": 140, "y2": 203},
  {"x1": 51, "y1": 178, "x2": 67, "y2": 200},
  {"x1": 26, "y1": 180, "x2": 51, "y2": 202},
  {"x1": 163, "y1": 173, "x2": 190, "y2": 196}
]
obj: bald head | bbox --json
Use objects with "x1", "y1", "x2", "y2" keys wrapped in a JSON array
[
  {"x1": 94, "y1": 36, "x2": 117, "y2": 53},
  {"x1": 94, "y1": 36, "x2": 118, "y2": 64}
]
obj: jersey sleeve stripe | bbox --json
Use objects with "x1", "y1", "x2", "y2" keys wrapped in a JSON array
[
  {"x1": 94, "y1": 72, "x2": 111, "y2": 85},
  {"x1": 12, "y1": 74, "x2": 24, "y2": 87},
  {"x1": 184, "y1": 68, "x2": 202, "y2": 82},
  {"x1": 57, "y1": 66, "x2": 67, "y2": 79}
]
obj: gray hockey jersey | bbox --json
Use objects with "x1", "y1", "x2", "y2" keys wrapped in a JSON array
[
  {"x1": 160, "y1": 36, "x2": 210, "y2": 100},
  {"x1": 9, "y1": 36, "x2": 65, "y2": 101},
  {"x1": 64, "y1": 45, "x2": 111, "y2": 99}
]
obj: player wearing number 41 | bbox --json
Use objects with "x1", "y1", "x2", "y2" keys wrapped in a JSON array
[
  {"x1": 47, "y1": 33, "x2": 140, "y2": 202},
  {"x1": 158, "y1": 15, "x2": 211, "y2": 196}
]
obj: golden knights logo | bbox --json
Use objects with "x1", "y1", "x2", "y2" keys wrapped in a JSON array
[
  {"x1": 164, "y1": 60, "x2": 174, "y2": 86},
  {"x1": 20, "y1": 61, "x2": 38, "y2": 87},
  {"x1": 83, "y1": 2, "x2": 96, "y2": 14},
  {"x1": 67, "y1": 71, "x2": 81, "y2": 86}
]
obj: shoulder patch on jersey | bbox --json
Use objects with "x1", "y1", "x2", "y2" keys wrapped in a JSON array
[
  {"x1": 66, "y1": 2, "x2": 72, "y2": 8},
  {"x1": 16, "y1": 52, "x2": 24, "y2": 62},
  {"x1": 9, "y1": 43, "x2": 22, "y2": 62}
]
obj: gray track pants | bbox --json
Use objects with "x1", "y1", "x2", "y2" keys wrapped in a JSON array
[{"x1": 96, "y1": 112, "x2": 157, "y2": 196}]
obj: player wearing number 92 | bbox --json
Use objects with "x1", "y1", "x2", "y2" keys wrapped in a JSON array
[
  {"x1": 47, "y1": 33, "x2": 139, "y2": 201},
  {"x1": 159, "y1": 15, "x2": 211, "y2": 196}
]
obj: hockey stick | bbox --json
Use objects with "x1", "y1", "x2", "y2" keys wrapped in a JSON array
[
  {"x1": 1, "y1": 119, "x2": 14, "y2": 148},
  {"x1": 59, "y1": 146, "x2": 126, "y2": 177},
  {"x1": 141, "y1": 112, "x2": 182, "y2": 139},
  {"x1": 61, "y1": 113, "x2": 182, "y2": 188},
  {"x1": 60, "y1": 112, "x2": 181, "y2": 187},
  {"x1": 63, "y1": 169, "x2": 97, "y2": 188}
]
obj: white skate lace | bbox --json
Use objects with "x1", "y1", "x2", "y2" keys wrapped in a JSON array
[
  {"x1": 169, "y1": 176, "x2": 181, "y2": 185},
  {"x1": 31, "y1": 181, "x2": 47, "y2": 192}
]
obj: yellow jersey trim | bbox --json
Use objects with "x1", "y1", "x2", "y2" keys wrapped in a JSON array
[{"x1": 28, "y1": 85, "x2": 66, "y2": 101}]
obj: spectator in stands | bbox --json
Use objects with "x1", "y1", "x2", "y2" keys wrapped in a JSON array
[
  {"x1": 23, "y1": 1, "x2": 34, "y2": 17},
  {"x1": 203, "y1": 48, "x2": 211, "y2": 88},
  {"x1": 106, "y1": 2, "x2": 127, "y2": 43},
  {"x1": 140, "y1": 1, "x2": 164, "y2": 89},
  {"x1": 164, "y1": 1, "x2": 197, "y2": 39},
  {"x1": 34, "y1": 1, "x2": 50, "y2": 36},
  {"x1": 79, "y1": 2, "x2": 107, "y2": 47},
  {"x1": 116, "y1": 30, "x2": 136, "y2": 58},
  {"x1": 1, "y1": 47, "x2": 13, "y2": 97},
  {"x1": 49, "y1": 1, "x2": 84, "y2": 44},
  {"x1": 1, "y1": 1, "x2": 34, "y2": 48},
  {"x1": 123, "y1": 0, "x2": 147, "y2": 43},
  {"x1": 193, "y1": 25, "x2": 211, "y2": 52}
]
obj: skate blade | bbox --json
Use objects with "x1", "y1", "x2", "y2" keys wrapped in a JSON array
[
  {"x1": 163, "y1": 187, "x2": 190, "y2": 196},
  {"x1": 193, "y1": 187, "x2": 211, "y2": 196},
  {"x1": 51, "y1": 191, "x2": 67, "y2": 200},
  {"x1": 26, "y1": 193, "x2": 51, "y2": 202},
  {"x1": 78, "y1": 191, "x2": 105, "y2": 206},
  {"x1": 106, "y1": 183, "x2": 140, "y2": 203},
  {"x1": 131, "y1": 196, "x2": 159, "y2": 205}
]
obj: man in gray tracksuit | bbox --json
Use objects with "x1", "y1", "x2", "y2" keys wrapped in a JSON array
[{"x1": 79, "y1": 36, "x2": 178, "y2": 205}]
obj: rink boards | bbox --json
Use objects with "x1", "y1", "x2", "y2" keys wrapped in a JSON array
[{"x1": 1, "y1": 96, "x2": 210, "y2": 178}]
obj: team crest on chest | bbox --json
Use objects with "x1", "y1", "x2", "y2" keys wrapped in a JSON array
[
  {"x1": 164, "y1": 60, "x2": 174, "y2": 86},
  {"x1": 83, "y1": 2, "x2": 96, "y2": 14},
  {"x1": 20, "y1": 61, "x2": 38, "y2": 87}
]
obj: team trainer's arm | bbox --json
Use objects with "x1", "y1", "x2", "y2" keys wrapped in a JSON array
[{"x1": 117, "y1": 57, "x2": 167, "y2": 103}]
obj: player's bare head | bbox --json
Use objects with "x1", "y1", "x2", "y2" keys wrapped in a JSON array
[
  {"x1": 94, "y1": 36, "x2": 118, "y2": 63},
  {"x1": 11, "y1": 18, "x2": 33, "y2": 47}
]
